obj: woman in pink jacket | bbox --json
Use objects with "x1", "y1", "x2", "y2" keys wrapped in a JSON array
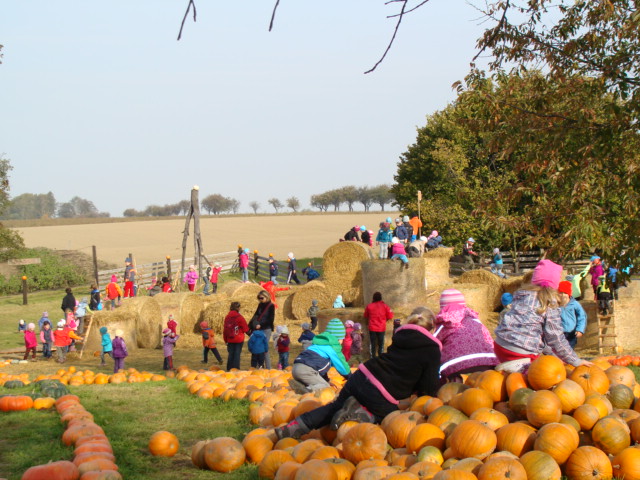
[
  {"x1": 363, "y1": 292, "x2": 393, "y2": 358},
  {"x1": 183, "y1": 265, "x2": 199, "y2": 292}
]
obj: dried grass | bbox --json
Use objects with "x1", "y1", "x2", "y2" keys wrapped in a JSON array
[
  {"x1": 457, "y1": 269, "x2": 503, "y2": 311},
  {"x1": 425, "y1": 247, "x2": 455, "y2": 259},
  {"x1": 290, "y1": 281, "x2": 333, "y2": 321},
  {"x1": 152, "y1": 292, "x2": 204, "y2": 347},
  {"x1": 118, "y1": 297, "x2": 162, "y2": 348},
  {"x1": 423, "y1": 248, "x2": 454, "y2": 288},
  {"x1": 82, "y1": 310, "x2": 138, "y2": 353},
  {"x1": 200, "y1": 294, "x2": 230, "y2": 334},
  {"x1": 322, "y1": 241, "x2": 375, "y2": 307},
  {"x1": 502, "y1": 276, "x2": 525, "y2": 295},
  {"x1": 361, "y1": 259, "x2": 428, "y2": 311}
]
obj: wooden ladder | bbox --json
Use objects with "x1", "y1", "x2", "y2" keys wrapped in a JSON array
[{"x1": 597, "y1": 300, "x2": 618, "y2": 355}]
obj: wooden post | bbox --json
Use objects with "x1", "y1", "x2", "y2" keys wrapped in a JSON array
[
  {"x1": 166, "y1": 256, "x2": 172, "y2": 282},
  {"x1": 191, "y1": 187, "x2": 204, "y2": 286},
  {"x1": 254, "y1": 251, "x2": 260, "y2": 279},
  {"x1": 417, "y1": 190, "x2": 422, "y2": 237},
  {"x1": 92, "y1": 246, "x2": 99, "y2": 287},
  {"x1": 22, "y1": 276, "x2": 28, "y2": 305}
]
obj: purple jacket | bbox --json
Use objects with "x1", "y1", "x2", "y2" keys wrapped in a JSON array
[
  {"x1": 112, "y1": 337, "x2": 128, "y2": 359},
  {"x1": 163, "y1": 335, "x2": 179, "y2": 357},
  {"x1": 350, "y1": 331, "x2": 363, "y2": 355},
  {"x1": 590, "y1": 264, "x2": 604, "y2": 287},
  {"x1": 184, "y1": 270, "x2": 199, "y2": 285}
]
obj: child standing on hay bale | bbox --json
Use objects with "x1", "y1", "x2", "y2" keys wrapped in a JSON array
[
  {"x1": 99, "y1": 327, "x2": 112, "y2": 366},
  {"x1": 434, "y1": 289, "x2": 499, "y2": 383},
  {"x1": 394, "y1": 218, "x2": 409, "y2": 244},
  {"x1": 162, "y1": 328, "x2": 179, "y2": 371},
  {"x1": 23, "y1": 323, "x2": 37, "y2": 361},
  {"x1": 288, "y1": 318, "x2": 351, "y2": 394},
  {"x1": 105, "y1": 275, "x2": 123, "y2": 310},
  {"x1": 183, "y1": 265, "x2": 199, "y2": 292},
  {"x1": 307, "y1": 299, "x2": 319, "y2": 331},
  {"x1": 462, "y1": 238, "x2": 478, "y2": 269},
  {"x1": 376, "y1": 219, "x2": 393, "y2": 259},
  {"x1": 333, "y1": 295, "x2": 345, "y2": 308},
  {"x1": 248, "y1": 328, "x2": 268, "y2": 369},
  {"x1": 223, "y1": 301, "x2": 249, "y2": 370},
  {"x1": 112, "y1": 329, "x2": 128, "y2": 373},
  {"x1": 558, "y1": 281, "x2": 586, "y2": 349},
  {"x1": 200, "y1": 321, "x2": 223, "y2": 365},
  {"x1": 349, "y1": 323, "x2": 363, "y2": 366},
  {"x1": 298, "y1": 322, "x2": 315, "y2": 350},
  {"x1": 342, "y1": 320, "x2": 354, "y2": 361},
  {"x1": 494, "y1": 259, "x2": 593, "y2": 373},
  {"x1": 276, "y1": 326, "x2": 291, "y2": 369},
  {"x1": 491, "y1": 248, "x2": 507, "y2": 279},
  {"x1": 210, "y1": 262, "x2": 222, "y2": 293},
  {"x1": 390, "y1": 238, "x2": 409, "y2": 269},
  {"x1": 364, "y1": 292, "x2": 394, "y2": 358},
  {"x1": 276, "y1": 311, "x2": 441, "y2": 439}
]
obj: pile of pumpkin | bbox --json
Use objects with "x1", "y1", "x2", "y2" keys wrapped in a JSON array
[
  {"x1": 1, "y1": 379, "x2": 70, "y2": 411},
  {"x1": 1, "y1": 366, "x2": 167, "y2": 387},
  {"x1": 182, "y1": 356, "x2": 640, "y2": 479},
  {"x1": 22, "y1": 394, "x2": 121, "y2": 480},
  {"x1": 601, "y1": 355, "x2": 640, "y2": 367}
]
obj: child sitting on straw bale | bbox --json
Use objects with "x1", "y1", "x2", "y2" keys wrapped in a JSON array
[
  {"x1": 333, "y1": 295, "x2": 345, "y2": 308},
  {"x1": 167, "y1": 315, "x2": 177, "y2": 335},
  {"x1": 390, "y1": 238, "x2": 409, "y2": 269},
  {"x1": 161, "y1": 276, "x2": 173, "y2": 293}
]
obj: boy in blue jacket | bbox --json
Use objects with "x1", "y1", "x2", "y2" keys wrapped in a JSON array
[
  {"x1": 288, "y1": 318, "x2": 351, "y2": 394},
  {"x1": 248, "y1": 328, "x2": 269, "y2": 369},
  {"x1": 558, "y1": 281, "x2": 587, "y2": 349},
  {"x1": 99, "y1": 326, "x2": 113, "y2": 366}
]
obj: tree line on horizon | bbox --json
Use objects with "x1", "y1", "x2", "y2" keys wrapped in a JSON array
[{"x1": 0, "y1": 192, "x2": 110, "y2": 220}]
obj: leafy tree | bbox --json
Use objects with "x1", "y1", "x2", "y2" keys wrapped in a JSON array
[
  {"x1": 229, "y1": 198, "x2": 241, "y2": 214},
  {"x1": 176, "y1": 200, "x2": 191, "y2": 215},
  {"x1": 249, "y1": 201, "x2": 260, "y2": 214},
  {"x1": 0, "y1": 157, "x2": 25, "y2": 252},
  {"x1": 201, "y1": 194, "x2": 233, "y2": 215},
  {"x1": 310, "y1": 193, "x2": 330, "y2": 212},
  {"x1": 286, "y1": 197, "x2": 300, "y2": 212},
  {"x1": 57, "y1": 196, "x2": 108, "y2": 218},
  {"x1": 370, "y1": 184, "x2": 394, "y2": 211},
  {"x1": 123, "y1": 208, "x2": 140, "y2": 217},
  {"x1": 356, "y1": 186, "x2": 374, "y2": 212},
  {"x1": 340, "y1": 186, "x2": 358, "y2": 212},
  {"x1": 325, "y1": 189, "x2": 343, "y2": 211},
  {"x1": 1, "y1": 192, "x2": 56, "y2": 220},
  {"x1": 268, "y1": 198, "x2": 283, "y2": 213}
]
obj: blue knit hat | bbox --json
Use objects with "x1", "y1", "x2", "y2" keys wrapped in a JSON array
[
  {"x1": 501, "y1": 293, "x2": 513, "y2": 307},
  {"x1": 325, "y1": 318, "x2": 346, "y2": 340}
]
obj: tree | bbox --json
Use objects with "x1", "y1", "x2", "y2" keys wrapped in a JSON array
[
  {"x1": 370, "y1": 184, "x2": 394, "y2": 211},
  {"x1": 286, "y1": 197, "x2": 300, "y2": 212},
  {"x1": 229, "y1": 198, "x2": 241, "y2": 214},
  {"x1": 176, "y1": 200, "x2": 191, "y2": 215},
  {"x1": 123, "y1": 208, "x2": 140, "y2": 217},
  {"x1": 1, "y1": 192, "x2": 56, "y2": 220},
  {"x1": 201, "y1": 194, "x2": 233, "y2": 215},
  {"x1": 325, "y1": 189, "x2": 343, "y2": 211},
  {"x1": 340, "y1": 186, "x2": 358, "y2": 212},
  {"x1": 249, "y1": 201, "x2": 260, "y2": 214},
  {"x1": 268, "y1": 198, "x2": 283, "y2": 213},
  {"x1": 310, "y1": 193, "x2": 330, "y2": 212},
  {"x1": 0, "y1": 157, "x2": 24, "y2": 253},
  {"x1": 356, "y1": 186, "x2": 374, "y2": 212}
]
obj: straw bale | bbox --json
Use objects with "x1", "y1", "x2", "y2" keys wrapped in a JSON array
[
  {"x1": 423, "y1": 248, "x2": 454, "y2": 288},
  {"x1": 290, "y1": 281, "x2": 333, "y2": 321},
  {"x1": 502, "y1": 276, "x2": 525, "y2": 295},
  {"x1": 118, "y1": 297, "x2": 162, "y2": 348},
  {"x1": 361, "y1": 259, "x2": 428, "y2": 313},
  {"x1": 423, "y1": 283, "x2": 492, "y2": 323},
  {"x1": 152, "y1": 292, "x2": 205, "y2": 348},
  {"x1": 200, "y1": 294, "x2": 230, "y2": 334},
  {"x1": 322, "y1": 241, "x2": 375, "y2": 307},
  {"x1": 457, "y1": 269, "x2": 503, "y2": 311},
  {"x1": 225, "y1": 283, "x2": 264, "y2": 326},
  {"x1": 276, "y1": 288, "x2": 296, "y2": 323},
  {"x1": 82, "y1": 310, "x2": 138, "y2": 353},
  {"x1": 484, "y1": 312, "x2": 500, "y2": 338},
  {"x1": 221, "y1": 281, "x2": 264, "y2": 297}
]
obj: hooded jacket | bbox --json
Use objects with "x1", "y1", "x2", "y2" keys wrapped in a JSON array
[
  {"x1": 376, "y1": 223, "x2": 393, "y2": 243},
  {"x1": 560, "y1": 298, "x2": 587, "y2": 335},
  {"x1": 364, "y1": 300, "x2": 394, "y2": 332},
  {"x1": 248, "y1": 330, "x2": 268, "y2": 354},
  {"x1": 294, "y1": 332, "x2": 350, "y2": 378},
  {"x1": 223, "y1": 310, "x2": 249, "y2": 344},
  {"x1": 100, "y1": 327, "x2": 113, "y2": 353},
  {"x1": 163, "y1": 334, "x2": 179, "y2": 357},
  {"x1": 359, "y1": 324, "x2": 442, "y2": 402}
]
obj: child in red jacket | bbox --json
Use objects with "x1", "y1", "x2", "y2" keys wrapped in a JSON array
[
  {"x1": 200, "y1": 321, "x2": 223, "y2": 365},
  {"x1": 276, "y1": 326, "x2": 291, "y2": 369},
  {"x1": 363, "y1": 292, "x2": 394, "y2": 358}
]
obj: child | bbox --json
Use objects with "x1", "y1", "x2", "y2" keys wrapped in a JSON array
[
  {"x1": 276, "y1": 310, "x2": 442, "y2": 439},
  {"x1": 333, "y1": 295, "x2": 345, "y2": 309},
  {"x1": 589, "y1": 256, "x2": 604, "y2": 301},
  {"x1": 200, "y1": 321, "x2": 223, "y2": 365},
  {"x1": 223, "y1": 301, "x2": 249, "y2": 371},
  {"x1": 161, "y1": 276, "x2": 173, "y2": 293},
  {"x1": 105, "y1": 275, "x2": 123, "y2": 310},
  {"x1": 268, "y1": 257, "x2": 279, "y2": 284},
  {"x1": 18, "y1": 319, "x2": 26, "y2": 332},
  {"x1": 302, "y1": 263, "x2": 320, "y2": 282},
  {"x1": 66, "y1": 312, "x2": 78, "y2": 352},
  {"x1": 276, "y1": 326, "x2": 291, "y2": 369},
  {"x1": 148, "y1": 280, "x2": 162, "y2": 297},
  {"x1": 75, "y1": 297, "x2": 88, "y2": 334},
  {"x1": 167, "y1": 315, "x2": 177, "y2": 335},
  {"x1": 499, "y1": 292, "x2": 513, "y2": 324},
  {"x1": 287, "y1": 252, "x2": 301, "y2": 285},
  {"x1": 494, "y1": 259, "x2": 593, "y2": 372},
  {"x1": 307, "y1": 299, "x2": 319, "y2": 331},
  {"x1": 298, "y1": 322, "x2": 315, "y2": 350},
  {"x1": 376, "y1": 220, "x2": 393, "y2": 259},
  {"x1": 203, "y1": 264, "x2": 212, "y2": 295},
  {"x1": 89, "y1": 285, "x2": 102, "y2": 311},
  {"x1": 162, "y1": 328, "x2": 179, "y2": 371},
  {"x1": 491, "y1": 248, "x2": 507, "y2": 279},
  {"x1": 426, "y1": 231, "x2": 443, "y2": 250},
  {"x1": 248, "y1": 328, "x2": 268, "y2": 369},
  {"x1": 596, "y1": 274, "x2": 614, "y2": 315},
  {"x1": 392, "y1": 318, "x2": 402, "y2": 333},
  {"x1": 434, "y1": 289, "x2": 499, "y2": 382},
  {"x1": 288, "y1": 318, "x2": 351, "y2": 394},
  {"x1": 342, "y1": 320, "x2": 354, "y2": 361},
  {"x1": 211, "y1": 262, "x2": 222, "y2": 293},
  {"x1": 183, "y1": 265, "x2": 199, "y2": 292},
  {"x1": 349, "y1": 323, "x2": 363, "y2": 366},
  {"x1": 367, "y1": 229, "x2": 374, "y2": 247},
  {"x1": 24, "y1": 323, "x2": 37, "y2": 361},
  {"x1": 360, "y1": 226, "x2": 371, "y2": 246},
  {"x1": 99, "y1": 327, "x2": 113, "y2": 366},
  {"x1": 364, "y1": 292, "x2": 394, "y2": 358},
  {"x1": 53, "y1": 320, "x2": 69, "y2": 363},
  {"x1": 112, "y1": 329, "x2": 128, "y2": 373},
  {"x1": 558, "y1": 281, "x2": 587, "y2": 349},
  {"x1": 390, "y1": 237, "x2": 409, "y2": 269},
  {"x1": 40, "y1": 320, "x2": 53, "y2": 360},
  {"x1": 38, "y1": 311, "x2": 49, "y2": 330},
  {"x1": 239, "y1": 248, "x2": 250, "y2": 283}
]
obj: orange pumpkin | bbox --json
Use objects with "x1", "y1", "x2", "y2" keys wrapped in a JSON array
[
  {"x1": 612, "y1": 447, "x2": 640, "y2": 480},
  {"x1": 274, "y1": 437, "x2": 299, "y2": 450},
  {"x1": 258, "y1": 450, "x2": 296, "y2": 480},
  {"x1": 405, "y1": 423, "x2": 445, "y2": 453},
  {"x1": 342, "y1": 423, "x2": 388, "y2": 465},
  {"x1": 476, "y1": 456, "x2": 527, "y2": 480},
  {"x1": 495, "y1": 422, "x2": 536, "y2": 457},
  {"x1": 148, "y1": 431, "x2": 179, "y2": 457},
  {"x1": 552, "y1": 379, "x2": 585, "y2": 414},
  {"x1": 590, "y1": 416, "x2": 631, "y2": 456},
  {"x1": 22, "y1": 460, "x2": 80, "y2": 480},
  {"x1": 457, "y1": 388, "x2": 494, "y2": 417},
  {"x1": 0, "y1": 395, "x2": 33, "y2": 412},
  {"x1": 605, "y1": 365, "x2": 636, "y2": 388},
  {"x1": 406, "y1": 461, "x2": 442, "y2": 478},
  {"x1": 475, "y1": 370, "x2": 507, "y2": 403},
  {"x1": 573, "y1": 404, "x2": 601, "y2": 431},
  {"x1": 191, "y1": 440, "x2": 209, "y2": 469},
  {"x1": 559, "y1": 414, "x2": 581, "y2": 433},
  {"x1": 584, "y1": 394, "x2": 613, "y2": 418},
  {"x1": 427, "y1": 406, "x2": 469, "y2": 436},
  {"x1": 526, "y1": 390, "x2": 562, "y2": 427},
  {"x1": 292, "y1": 459, "x2": 338, "y2": 480},
  {"x1": 242, "y1": 434, "x2": 274, "y2": 464},
  {"x1": 335, "y1": 420, "x2": 359, "y2": 443},
  {"x1": 291, "y1": 439, "x2": 325, "y2": 463},
  {"x1": 437, "y1": 382, "x2": 469, "y2": 404},
  {"x1": 505, "y1": 372, "x2": 529, "y2": 397},
  {"x1": 204, "y1": 437, "x2": 246, "y2": 472},
  {"x1": 527, "y1": 355, "x2": 566, "y2": 390},
  {"x1": 308, "y1": 446, "x2": 341, "y2": 461},
  {"x1": 273, "y1": 461, "x2": 301, "y2": 480},
  {"x1": 33, "y1": 397, "x2": 56, "y2": 410},
  {"x1": 430, "y1": 470, "x2": 477, "y2": 479},
  {"x1": 76, "y1": 459, "x2": 118, "y2": 477},
  {"x1": 533, "y1": 422, "x2": 579, "y2": 465},
  {"x1": 383, "y1": 411, "x2": 423, "y2": 448},
  {"x1": 78, "y1": 471, "x2": 122, "y2": 480},
  {"x1": 569, "y1": 365, "x2": 610, "y2": 395},
  {"x1": 564, "y1": 446, "x2": 613, "y2": 480},
  {"x1": 324, "y1": 458, "x2": 356, "y2": 480},
  {"x1": 448, "y1": 420, "x2": 497, "y2": 460},
  {"x1": 508, "y1": 388, "x2": 534, "y2": 419},
  {"x1": 469, "y1": 408, "x2": 509, "y2": 431},
  {"x1": 518, "y1": 451, "x2": 561, "y2": 480},
  {"x1": 422, "y1": 397, "x2": 444, "y2": 416}
]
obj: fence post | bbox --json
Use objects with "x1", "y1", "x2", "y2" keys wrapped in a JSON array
[
  {"x1": 22, "y1": 276, "x2": 28, "y2": 305},
  {"x1": 253, "y1": 251, "x2": 260, "y2": 279},
  {"x1": 92, "y1": 245, "x2": 99, "y2": 288},
  {"x1": 166, "y1": 256, "x2": 172, "y2": 282}
]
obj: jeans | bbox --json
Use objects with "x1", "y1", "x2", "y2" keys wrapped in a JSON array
[
  {"x1": 262, "y1": 329, "x2": 272, "y2": 369},
  {"x1": 241, "y1": 268, "x2": 249, "y2": 282},
  {"x1": 101, "y1": 351, "x2": 113, "y2": 365},
  {"x1": 270, "y1": 276, "x2": 278, "y2": 285},
  {"x1": 56, "y1": 346, "x2": 67, "y2": 362},
  {"x1": 391, "y1": 254, "x2": 408, "y2": 264},
  {"x1": 369, "y1": 330, "x2": 385, "y2": 357},
  {"x1": 279, "y1": 352, "x2": 289, "y2": 369},
  {"x1": 251, "y1": 352, "x2": 265, "y2": 368},
  {"x1": 379, "y1": 242, "x2": 389, "y2": 259},
  {"x1": 164, "y1": 355, "x2": 174, "y2": 371},
  {"x1": 227, "y1": 342, "x2": 244, "y2": 370},
  {"x1": 42, "y1": 342, "x2": 52, "y2": 358},
  {"x1": 203, "y1": 346, "x2": 222, "y2": 363},
  {"x1": 491, "y1": 264, "x2": 506, "y2": 278}
]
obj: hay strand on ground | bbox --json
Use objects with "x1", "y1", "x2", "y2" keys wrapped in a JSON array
[
  {"x1": 457, "y1": 269, "x2": 503, "y2": 311},
  {"x1": 290, "y1": 281, "x2": 333, "y2": 321},
  {"x1": 322, "y1": 241, "x2": 375, "y2": 307},
  {"x1": 118, "y1": 297, "x2": 162, "y2": 348}
]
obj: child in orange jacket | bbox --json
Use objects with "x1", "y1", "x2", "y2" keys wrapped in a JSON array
[{"x1": 200, "y1": 321, "x2": 223, "y2": 365}]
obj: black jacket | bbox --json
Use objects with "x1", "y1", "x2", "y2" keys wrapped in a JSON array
[
  {"x1": 250, "y1": 301, "x2": 275, "y2": 331},
  {"x1": 61, "y1": 293, "x2": 76, "y2": 313}
]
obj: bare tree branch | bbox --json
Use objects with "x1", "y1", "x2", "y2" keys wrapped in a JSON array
[
  {"x1": 472, "y1": 0, "x2": 510, "y2": 62},
  {"x1": 269, "y1": 0, "x2": 282, "y2": 32},
  {"x1": 388, "y1": 0, "x2": 431, "y2": 18},
  {"x1": 177, "y1": 0, "x2": 197, "y2": 41},
  {"x1": 365, "y1": 0, "x2": 409, "y2": 74}
]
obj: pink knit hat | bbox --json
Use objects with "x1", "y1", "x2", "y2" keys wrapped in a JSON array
[
  {"x1": 111, "y1": 275, "x2": 118, "y2": 282},
  {"x1": 439, "y1": 289, "x2": 466, "y2": 309},
  {"x1": 531, "y1": 259, "x2": 563, "y2": 289}
]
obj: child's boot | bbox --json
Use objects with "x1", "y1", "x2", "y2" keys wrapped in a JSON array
[{"x1": 275, "y1": 418, "x2": 310, "y2": 440}]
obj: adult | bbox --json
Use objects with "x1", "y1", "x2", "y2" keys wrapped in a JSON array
[
  {"x1": 558, "y1": 281, "x2": 587, "y2": 349},
  {"x1": 287, "y1": 252, "x2": 301, "y2": 285},
  {"x1": 393, "y1": 218, "x2": 409, "y2": 244},
  {"x1": 589, "y1": 255, "x2": 604, "y2": 301},
  {"x1": 61, "y1": 288, "x2": 76, "y2": 314},
  {"x1": 409, "y1": 216, "x2": 423, "y2": 241},
  {"x1": 462, "y1": 237, "x2": 478, "y2": 268},
  {"x1": 249, "y1": 290, "x2": 276, "y2": 369},
  {"x1": 375, "y1": 220, "x2": 393, "y2": 259},
  {"x1": 222, "y1": 301, "x2": 249, "y2": 370},
  {"x1": 434, "y1": 289, "x2": 498, "y2": 382},
  {"x1": 123, "y1": 258, "x2": 136, "y2": 298},
  {"x1": 363, "y1": 292, "x2": 393, "y2": 357}
]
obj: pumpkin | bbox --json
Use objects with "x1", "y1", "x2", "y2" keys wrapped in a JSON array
[
  {"x1": 584, "y1": 394, "x2": 613, "y2": 418},
  {"x1": 72, "y1": 451, "x2": 116, "y2": 466},
  {"x1": 526, "y1": 390, "x2": 562, "y2": 427},
  {"x1": 242, "y1": 434, "x2": 274, "y2": 464},
  {"x1": 22, "y1": 460, "x2": 80, "y2": 480},
  {"x1": 191, "y1": 440, "x2": 209, "y2": 469},
  {"x1": 590, "y1": 416, "x2": 631, "y2": 455},
  {"x1": 258, "y1": 450, "x2": 296, "y2": 480},
  {"x1": 437, "y1": 383, "x2": 469, "y2": 404},
  {"x1": 0, "y1": 395, "x2": 33, "y2": 412},
  {"x1": 4, "y1": 379, "x2": 25, "y2": 388},
  {"x1": 148, "y1": 431, "x2": 179, "y2": 457},
  {"x1": 527, "y1": 355, "x2": 566, "y2": 390},
  {"x1": 570, "y1": 365, "x2": 610, "y2": 395},
  {"x1": 342, "y1": 423, "x2": 388, "y2": 464},
  {"x1": 293, "y1": 459, "x2": 338, "y2": 480},
  {"x1": 450, "y1": 457, "x2": 482, "y2": 474},
  {"x1": 431, "y1": 470, "x2": 478, "y2": 479},
  {"x1": 309, "y1": 446, "x2": 341, "y2": 461},
  {"x1": 476, "y1": 456, "x2": 527, "y2": 480},
  {"x1": 407, "y1": 461, "x2": 442, "y2": 478},
  {"x1": 492, "y1": 402, "x2": 517, "y2": 423},
  {"x1": 518, "y1": 451, "x2": 561, "y2": 480},
  {"x1": 533, "y1": 422, "x2": 579, "y2": 465},
  {"x1": 475, "y1": 370, "x2": 507, "y2": 403},
  {"x1": 78, "y1": 471, "x2": 123, "y2": 480},
  {"x1": 62, "y1": 424, "x2": 105, "y2": 446},
  {"x1": 33, "y1": 397, "x2": 56, "y2": 410},
  {"x1": 324, "y1": 458, "x2": 356, "y2": 480},
  {"x1": 273, "y1": 461, "x2": 301, "y2": 480},
  {"x1": 416, "y1": 445, "x2": 444, "y2": 465},
  {"x1": 553, "y1": 379, "x2": 585, "y2": 414},
  {"x1": 495, "y1": 423, "x2": 536, "y2": 457},
  {"x1": 448, "y1": 420, "x2": 497, "y2": 460},
  {"x1": 457, "y1": 388, "x2": 494, "y2": 417},
  {"x1": 410, "y1": 395, "x2": 435, "y2": 413},
  {"x1": 508, "y1": 388, "x2": 534, "y2": 419},
  {"x1": 505, "y1": 372, "x2": 529, "y2": 397},
  {"x1": 272, "y1": 403, "x2": 297, "y2": 427},
  {"x1": 73, "y1": 442, "x2": 113, "y2": 456},
  {"x1": 384, "y1": 411, "x2": 423, "y2": 448},
  {"x1": 611, "y1": 447, "x2": 640, "y2": 480},
  {"x1": 607, "y1": 384, "x2": 635, "y2": 410},
  {"x1": 291, "y1": 439, "x2": 325, "y2": 463},
  {"x1": 77, "y1": 459, "x2": 118, "y2": 476},
  {"x1": 564, "y1": 446, "x2": 613, "y2": 480},
  {"x1": 427, "y1": 406, "x2": 469, "y2": 436},
  {"x1": 559, "y1": 414, "x2": 581, "y2": 433},
  {"x1": 422, "y1": 397, "x2": 444, "y2": 416},
  {"x1": 612, "y1": 408, "x2": 640, "y2": 426},
  {"x1": 353, "y1": 466, "x2": 403, "y2": 480},
  {"x1": 573, "y1": 404, "x2": 601, "y2": 431},
  {"x1": 405, "y1": 423, "x2": 445, "y2": 453},
  {"x1": 605, "y1": 365, "x2": 636, "y2": 388},
  {"x1": 469, "y1": 408, "x2": 508, "y2": 431},
  {"x1": 203, "y1": 437, "x2": 246, "y2": 472}
]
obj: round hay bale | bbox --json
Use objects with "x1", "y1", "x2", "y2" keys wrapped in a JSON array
[
  {"x1": 316, "y1": 307, "x2": 365, "y2": 333},
  {"x1": 225, "y1": 282, "x2": 264, "y2": 325},
  {"x1": 361, "y1": 259, "x2": 428, "y2": 312},
  {"x1": 441, "y1": 283, "x2": 492, "y2": 321},
  {"x1": 424, "y1": 247, "x2": 454, "y2": 287},
  {"x1": 221, "y1": 281, "x2": 263, "y2": 297},
  {"x1": 118, "y1": 297, "x2": 162, "y2": 348},
  {"x1": 502, "y1": 276, "x2": 525, "y2": 295},
  {"x1": 200, "y1": 294, "x2": 230, "y2": 334},
  {"x1": 456, "y1": 269, "x2": 503, "y2": 311},
  {"x1": 82, "y1": 310, "x2": 138, "y2": 353},
  {"x1": 275, "y1": 288, "x2": 296, "y2": 323},
  {"x1": 153, "y1": 292, "x2": 204, "y2": 336},
  {"x1": 322, "y1": 241, "x2": 375, "y2": 307},
  {"x1": 290, "y1": 281, "x2": 333, "y2": 321}
]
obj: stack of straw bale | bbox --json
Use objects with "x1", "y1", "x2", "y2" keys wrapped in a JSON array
[
  {"x1": 200, "y1": 294, "x2": 230, "y2": 334},
  {"x1": 322, "y1": 241, "x2": 375, "y2": 307},
  {"x1": 118, "y1": 297, "x2": 162, "y2": 348},
  {"x1": 290, "y1": 281, "x2": 333, "y2": 320},
  {"x1": 82, "y1": 310, "x2": 138, "y2": 353},
  {"x1": 457, "y1": 269, "x2": 503, "y2": 311},
  {"x1": 361, "y1": 259, "x2": 428, "y2": 312},
  {"x1": 153, "y1": 292, "x2": 204, "y2": 348},
  {"x1": 423, "y1": 247, "x2": 454, "y2": 287}
]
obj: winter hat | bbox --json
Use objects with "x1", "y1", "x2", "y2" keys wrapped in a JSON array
[
  {"x1": 42, "y1": 311, "x2": 48, "y2": 318},
  {"x1": 395, "y1": 218, "x2": 402, "y2": 224},
  {"x1": 403, "y1": 215, "x2": 410, "y2": 222},
  {"x1": 288, "y1": 252, "x2": 294, "y2": 259},
  {"x1": 162, "y1": 328, "x2": 171, "y2": 336},
  {"x1": 468, "y1": 238, "x2": 475, "y2": 243},
  {"x1": 189, "y1": 264, "x2": 196, "y2": 270},
  {"x1": 57, "y1": 320, "x2": 65, "y2": 328},
  {"x1": 199, "y1": 321, "x2": 208, "y2": 330},
  {"x1": 27, "y1": 323, "x2": 35, "y2": 330},
  {"x1": 558, "y1": 281, "x2": 573, "y2": 296},
  {"x1": 301, "y1": 322, "x2": 310, "y2": 330},
  {"x1": 531, "y1": 259, "x2": 563, "y2": 290},
  {"x1": 353, "y1": 322, "x2": 362, "y2": 331},
  {"x1": 111, "y1": 275, "x2": 118, "y2": 282},
  {"x1": 501, "y1": 293, "x2": 513, "y2": 307},
  {"x1": 280, "y1": 326, "x2": 289, "y2": 335},
  {"x1": 19, "y1": 319, "x2": 25, "y2": 325},
  {"x1": 312, "y1": 299, "x2": 318, "y2": 306},
  {"x1": 360, "y1": 225, "x2": 366, "y2": 231},
  {"x1": 115, "y1": 329, "x2": 124, "y2": 337},
  {"x1": 99, "y1": 327, "x2": 108, "y2": 334},
  {"x1": 420, "y1": 236, "x2": 428, "y2": 242},
  {"x1": 493, "y1": 248, "x2": 500, "y2": 255},
  {"x1": 590, "y1": 255, "x2": 601, "y2": 262},
  {"x1": 244, "y1": 248, "x2": 250, "y2": 253},
  {"x1": 439, "y1": 289, "x2": 466, "y2": 309},
  {"x1": 386, "y1": 217, "x2": 392, "y2": 223},
  {"x1": 391, "y1": 237, "x2": 399, "y2": 244},
  {"x1": 325, "y1": 318, "x2": 346, "y2": 340},
  {"x1": 275, "y1": 325, "x2": 284, "y2": 335},
  {"x1": 345, "y1": 320, "x2": 355, "y2": 328}
]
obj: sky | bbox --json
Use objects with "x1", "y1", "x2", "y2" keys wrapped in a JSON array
[{"x1": 0, "y1": 1, "x2": 487, "y2": 217}]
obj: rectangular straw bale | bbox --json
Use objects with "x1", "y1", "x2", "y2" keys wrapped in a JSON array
[{"x1": 423, "y1": 247, "x2": 454, "y2": 288}]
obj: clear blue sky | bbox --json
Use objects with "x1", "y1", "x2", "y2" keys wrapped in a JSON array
[{"x1": 0, "y1": 1, "x2": 486, "y2": 216}]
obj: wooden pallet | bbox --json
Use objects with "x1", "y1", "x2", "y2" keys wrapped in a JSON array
[{"x1": 597, "y1": 300, "x2": 618, "y2": 355}]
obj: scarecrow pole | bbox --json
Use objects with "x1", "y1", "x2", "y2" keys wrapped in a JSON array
[
  {"x1": 417, "y1": 190, "x2": 422, "y2": 237},
  {"x1": 180, "y1": 186, "x2": 205, "y2": 291}
]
